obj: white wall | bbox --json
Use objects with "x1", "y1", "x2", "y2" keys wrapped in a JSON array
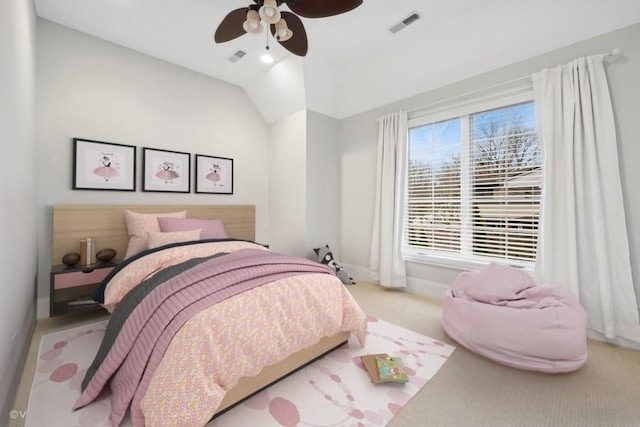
[
  {"x1": 268, "y1": 110, "x2": 307, "y2": 256},
  {"x1": 36, "y1": 20, "x2": 271, "y2": 315},
  {"x1": 267, "y1": 109, "x2": 342, "y2": 260},
  {"x1": 306, "y1": 111, "x2": 340, "y2": 259},
  {"x1": 0, "y1": 0, "x2": 37, "y2": 416},
  {"x1": 339, "y1": 23, "x2": 640, "y2": 299},
  {"x1": 244, "y1": 57, "x2": 306, "y2": 124}
]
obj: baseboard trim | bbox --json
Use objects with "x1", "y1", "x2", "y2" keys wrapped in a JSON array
[
  {"x1": 587, "y1": 330, "x2": 640, "y2": 351},
  {"x1": 1, "y1": 303, "x2": 36, "y2": 425},
  {"x1": 341, "y1": 263, "x2": 448, "y2": 299},
  {"x1": 340, "y1": 263, "x2": 377, "y2": 284},
  {"x1": 406, "y1": 276, "x2": 448, "y2": 299},
  {"x1": 37, "y1": 298, "x2": 49, "y2": 319}
]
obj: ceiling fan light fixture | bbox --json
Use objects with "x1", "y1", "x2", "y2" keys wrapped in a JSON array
[
  {"x1": 275, "y1": 18, "x2": 293, "y2": 42},
  {"x1": 242, "y1": 9, "x2": 263, "y2": 34},
  {"x1": 259, "y1": 0, "x2": 281, "y2": 24},
  {"x1": 215, "y1": 0, "x2": 364, "y2": 57}
]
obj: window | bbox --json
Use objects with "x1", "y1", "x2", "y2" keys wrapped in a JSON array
[{"x1": 405, "y1": 92, "x2": 542, "y2": 268}]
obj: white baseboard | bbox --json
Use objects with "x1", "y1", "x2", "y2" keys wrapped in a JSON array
[
  {"x1": 37, "y1": 298, "x2": 49, "y2": 319},
  {"x1": 406, "y1": 276, "x2": 448, "y2": 300},
  {"x1": 341, "y1": 263, "x2": 448, "y2": 299},
  {"x1": 1, "y1": 304, "x2": 36, "y2": 424},
  {"x1": 340, "y1": 263, "x2": 377, "y2": 284},
  {"x1": 587, "y1": 330, "x2": 640, "y2": 351}
]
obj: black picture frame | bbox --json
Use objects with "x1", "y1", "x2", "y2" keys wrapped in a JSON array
[
  {"x1": 142, "y1": 147, "x2": 191, "y2": 193},
  {"x1": 72, "y1": 138, "x2": 136, "y2": 191},
  {"x1": 194, "y1": 154, "x2": 234, "y2": 194}
]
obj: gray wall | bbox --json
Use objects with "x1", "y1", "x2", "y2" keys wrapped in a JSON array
[
  {"x1": 268, "y1": 110, "x2": 307, "y2": 256},
  {"x1": 36, "y1": 20, "x2": 271, "y2": 315},
  {"x1": 306, "y1": 111, "x2": 340, "y2": 259},
  {"x1": 267, "y1": 109, "x2": 342, "y2": 260},
  {"x1": 339, "y1": 23, "x2": 640, "y2": 298},
  {"x1": 0, "y1": 0, "x2": 37, "y2": 418}
]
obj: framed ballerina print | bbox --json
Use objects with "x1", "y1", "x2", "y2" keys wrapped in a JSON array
[
  {"x1": 72, "y1": 138, "x2": 136, "y2": 191},
  {"x1": 195, "y1": 154, "x2": 233, "y2": 194},
  {"x1": 142, "y1": 147, "x2": 190, "y2": 193}
]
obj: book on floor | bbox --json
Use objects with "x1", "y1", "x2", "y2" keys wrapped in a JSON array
[
  {"x1": 360, "y1": 353, "x2": 409, "y2": 384},
  {"x1": 375, "y1": 355, "x2": 409, "y2": 383},
  {"x1": 360, "y1": 353, "x2": 387, "y2": 383}
]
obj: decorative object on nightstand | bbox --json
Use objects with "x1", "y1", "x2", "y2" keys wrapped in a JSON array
[
  {"x1": 79, "y1": 237, "x2": 97, "y2": 265},
  {"x1": 96, "y1": 248, "x2": 117, "y2": 262},
  {"x1": 62, "y1": 252, "x2": 81, "y2": 267}
]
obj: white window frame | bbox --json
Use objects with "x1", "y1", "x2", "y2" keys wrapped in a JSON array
[{"x1": 404, "y1": 88, "x2": 538, "y2": 273}]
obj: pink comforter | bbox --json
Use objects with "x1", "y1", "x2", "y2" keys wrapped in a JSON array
[
  {"x1": 102, "y1": 240, "x2": 268, "y2": 311},
  {"x1": 74, "y1": 242, "x2": 367, "y2": 426},
  {"x1": 77, "y1": 249, "x2": 340, "y2": 420},
  {"x1": 141, "y1": 273, "x2": 366, "y2": 426}
]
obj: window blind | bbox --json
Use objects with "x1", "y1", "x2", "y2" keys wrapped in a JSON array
[{"x1": 406, "y1": 100, "x2": 541, "y2": 265}]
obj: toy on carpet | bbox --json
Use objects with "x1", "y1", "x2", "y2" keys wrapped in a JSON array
[{"x1": 313, "y1": 244, "x2": 355, "y2": 285}]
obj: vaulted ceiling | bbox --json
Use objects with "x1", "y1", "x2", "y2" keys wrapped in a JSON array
[{"x1": 35, "y1": 0, "x2": 640, "y2": 122}]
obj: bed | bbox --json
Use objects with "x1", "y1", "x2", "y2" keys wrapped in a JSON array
[{"x1": 52, "y1": 204, "x2": 368, "y2": 427}]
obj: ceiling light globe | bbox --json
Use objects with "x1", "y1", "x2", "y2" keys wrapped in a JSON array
[
  {"x1": 243, "y1": 9, "x2": 263, "y2": 34},
  {"x1": 259, "y1": 0, "x2": 281, "y2": 24},
  {"x1": 276, "y1": 19, "x2": 293, "y2": 42},
  {"x1": 276, "y1": 18, "x2": 293, "y2": 42}
]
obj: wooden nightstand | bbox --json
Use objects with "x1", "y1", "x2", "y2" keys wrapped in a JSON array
[{"x1": 50, "y1": 261, "x2": 118, "y2": 317}]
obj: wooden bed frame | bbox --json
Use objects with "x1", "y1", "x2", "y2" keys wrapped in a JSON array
[{"x1": 51, "y1": 204, "x2": 349, "y2": 417}]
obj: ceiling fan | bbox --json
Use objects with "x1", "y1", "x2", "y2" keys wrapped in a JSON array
[{"x1": 214, "y1": 0, "x2": 363, "y2": 57}]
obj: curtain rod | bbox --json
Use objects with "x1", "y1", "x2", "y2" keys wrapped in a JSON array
[
  {"x1": 406, "y1": 75, "x2": 531, "y2": 114},
  {"x1": 405, "y1": 47, "x2": 622, "y2": 116},
  {"x1": 607, "y1": 47, "x2": 623, "y2": 57}
]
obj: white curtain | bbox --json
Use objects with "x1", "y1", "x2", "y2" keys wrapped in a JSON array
[
  {"x1": 533, "y1": 54, "x2": 640, "y2": 346},
  {"x1": 370, "y1": 111, "x2": 407, "y2": 288}
]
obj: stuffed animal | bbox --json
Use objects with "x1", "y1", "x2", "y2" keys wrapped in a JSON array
[{"x1": 313, "y1": 244, "x2": 355, "y2": 285}]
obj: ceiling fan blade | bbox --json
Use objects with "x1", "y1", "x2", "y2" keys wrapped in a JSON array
[
  {"x1": 285, "y1": 0, "x2": 363, "y2": 18},
  {"x1": 271, "y1": 11, "x2": 308, "y2": 57},
  {"x1": 214, "y1": 8, "x2": 249, "y2": 43}
]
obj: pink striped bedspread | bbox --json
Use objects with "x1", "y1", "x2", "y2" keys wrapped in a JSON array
[{"x1": 74, "y1": 243, "x2": 368, "y2": 427}]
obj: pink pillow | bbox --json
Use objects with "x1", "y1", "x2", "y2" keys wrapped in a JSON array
[
  {"x1": 124, "y1": 210, "x2": 187, "y2": 259},
  {"x1": 147, "y1": 230, "x2": 202, "y2": 250},
  {"x1": 157, "y1": 217, "x2": 228, "y2": 240}
]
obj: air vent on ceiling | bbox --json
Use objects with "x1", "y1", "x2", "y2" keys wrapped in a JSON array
[
  {"x1": 228, "y1": 50, "x2": 246, "y2": 63},
  {"x1": 389, "y1": 12, "x2": 420, "y2": 34}
]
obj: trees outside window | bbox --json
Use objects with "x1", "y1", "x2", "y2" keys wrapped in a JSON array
[{"x1": 406, "y1": 99, "x2": 541, "y2": 265}]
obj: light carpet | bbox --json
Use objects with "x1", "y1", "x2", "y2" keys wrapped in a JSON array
[{"x1": 26, "y1": 316, "x2": 454, "y2": 427}]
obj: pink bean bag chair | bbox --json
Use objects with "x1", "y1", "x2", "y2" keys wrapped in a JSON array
[{"x1": 442, "y1": 262, "x2": 587, "y2": 373}]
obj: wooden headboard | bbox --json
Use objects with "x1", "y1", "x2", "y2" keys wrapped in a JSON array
[{"x1": 52, "y1": 204, "x2": 255, "y2": 264}]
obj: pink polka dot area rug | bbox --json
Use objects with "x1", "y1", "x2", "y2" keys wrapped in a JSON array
[{"x1": 24, "y1": 316, "x2": 454, "y2": 427}]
